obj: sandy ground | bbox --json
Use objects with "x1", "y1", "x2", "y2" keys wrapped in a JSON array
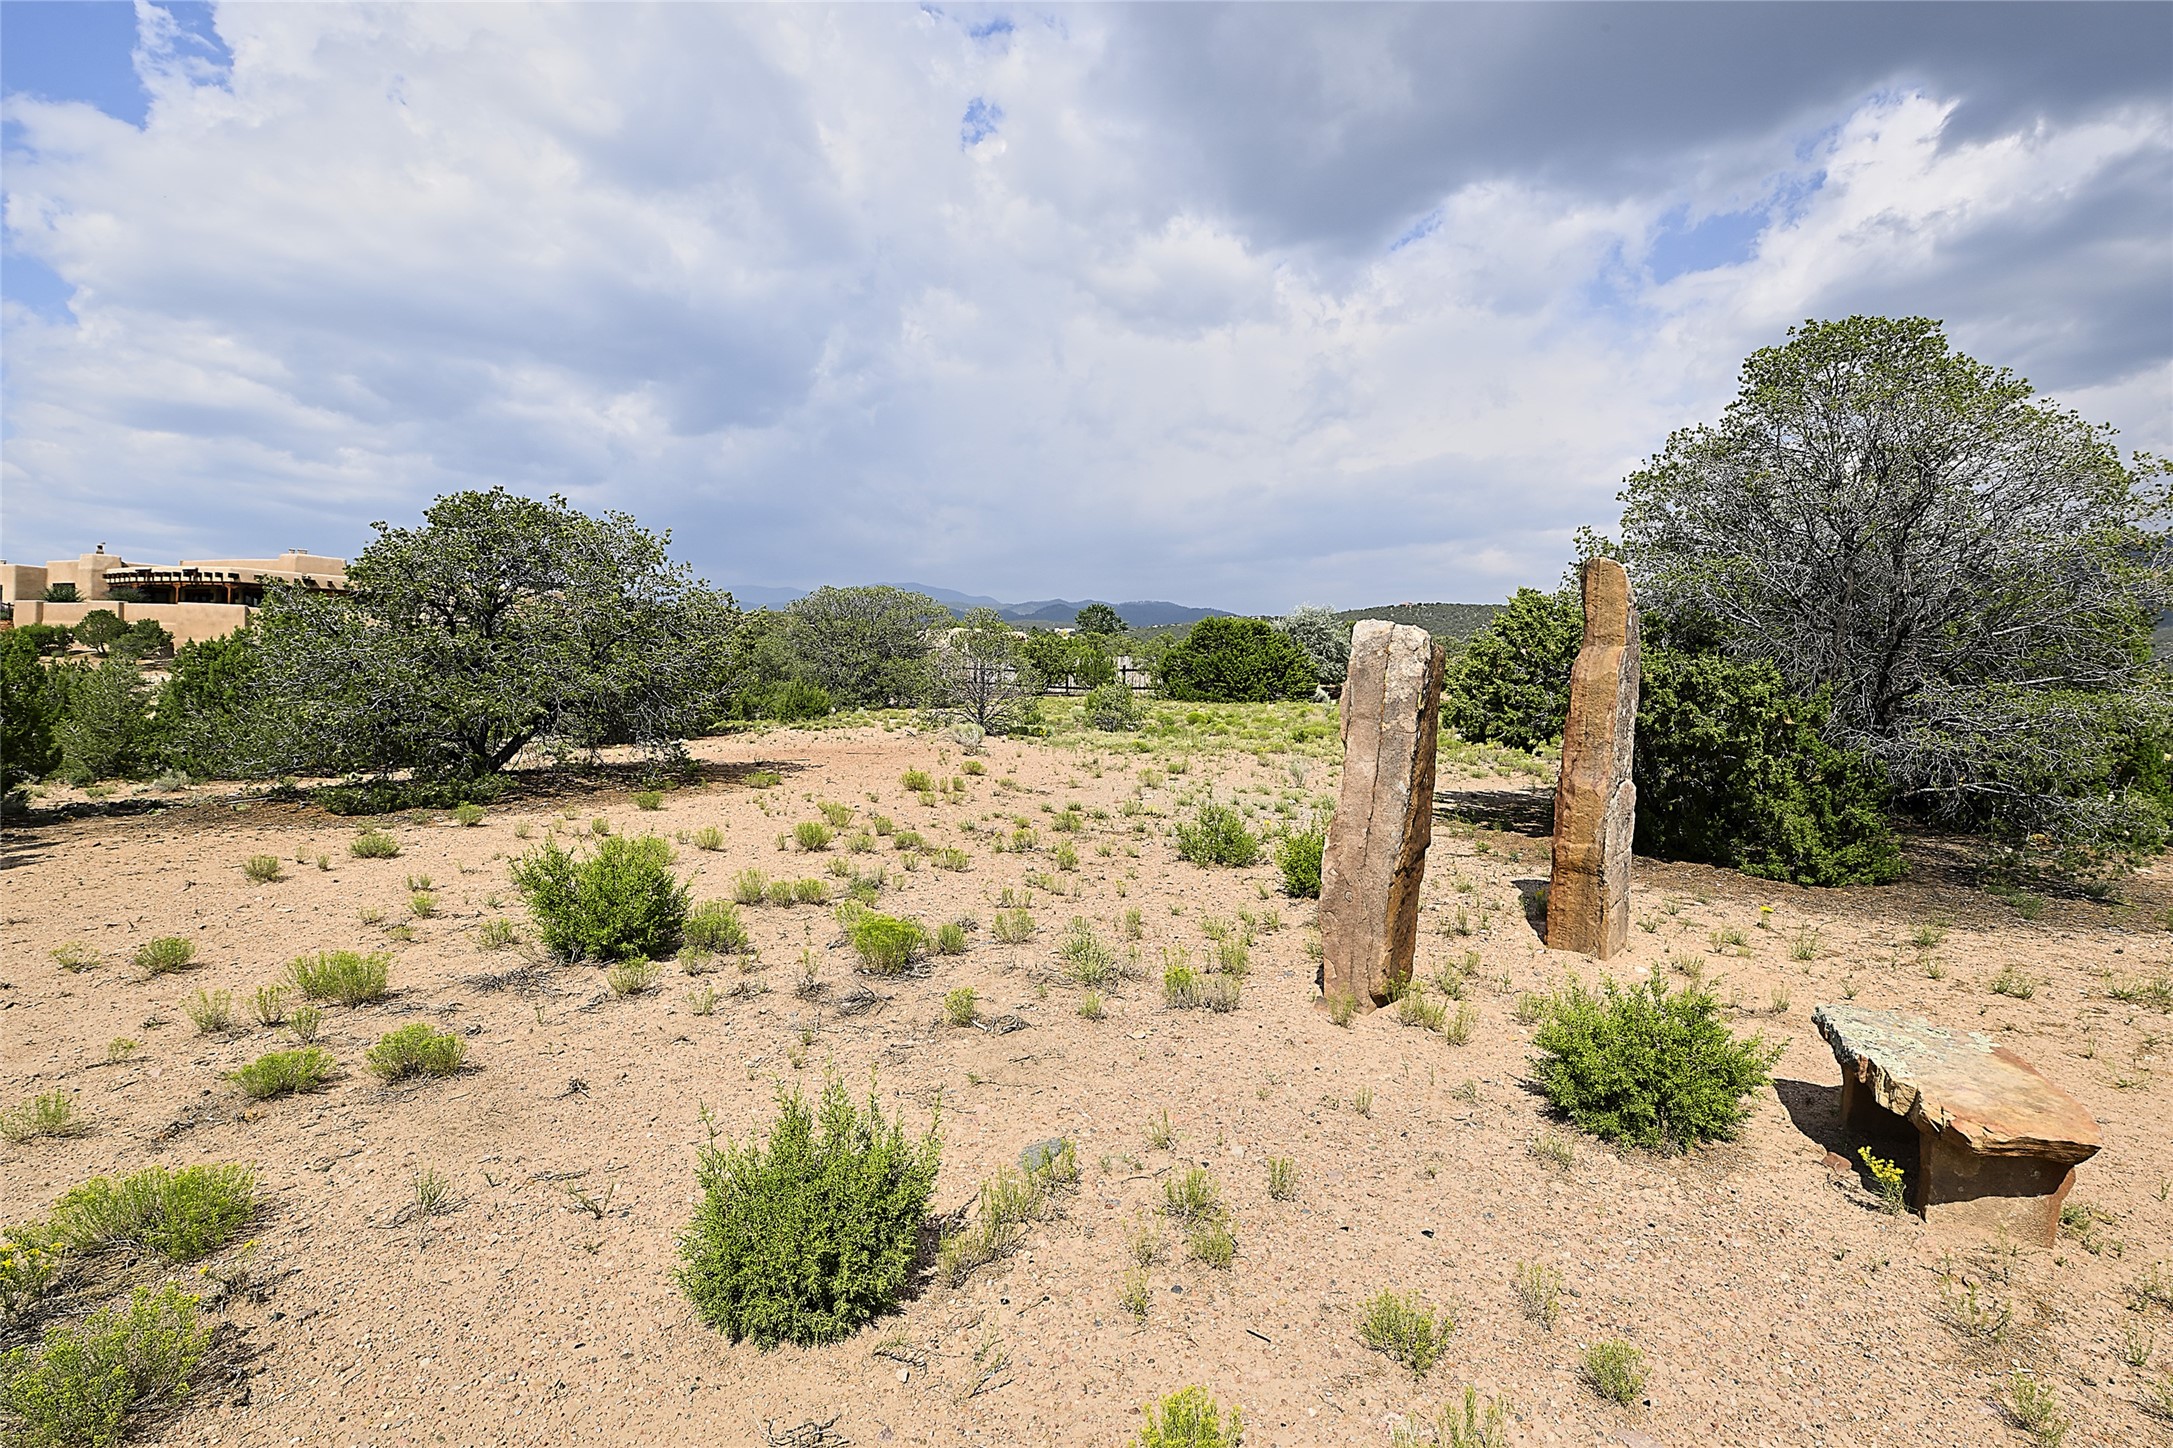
[{"x1": 3, "y1": 717, "x2": 2170, "y2": 1448}]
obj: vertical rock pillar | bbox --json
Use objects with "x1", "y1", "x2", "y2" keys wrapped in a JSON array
[
  {"x1": 1319, "y1": 620, "x2": 1446, "y2": 1010},
  {"x1": 1546, "y1": 558, "x2": 1640, "y2": 959}
]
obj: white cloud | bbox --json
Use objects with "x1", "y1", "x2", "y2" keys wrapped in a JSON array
[{"x1": 3, "y1": 4, "x2": 2166, "y2": 611}]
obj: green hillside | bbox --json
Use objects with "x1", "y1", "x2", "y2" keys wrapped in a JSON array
[{"x1": 1335, "y1": 602, "x2": 1502, "y2": 642}]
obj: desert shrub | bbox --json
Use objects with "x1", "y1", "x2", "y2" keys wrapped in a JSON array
[
  {"x1": 288, "y1": 949, "x2": 391, "y2": 1004},
  {"x1": 1275, "y1": 821, "x2": 1325, "y2": 897},
  {"x1": 1531, "y1": 977, "x2": 1781, "y2": 1152},
  {"x1": 1132, "y1": 1385, "x2": 1243, "y2": 1448},
  {"x1": 364, "y1": 1024, "x2": 467, "y2": 1081},
  {"x1": 691, "y1": 825, "x2": 725, "y2": 851},
  {"x1": 242, "y1": 855, "x2": 283, "y2": 884},
  {"x1": 677, "y1": 1076, "x2": 939, "y2": 1348},
  {"x1": 250, "y1": 985, "x2": 288, "y2": 1026},
  {"x1": 794, "y1": 821, "x2": 834, "y2": 851},
  {"x1": 793, "y1": 877, "x2": 829, "y2": 904},
  {"x1": 132, "y1": 937, "x2": 196, "y2": 976},
  {"x1": 1265, "y1": 1156, "x2": 1297, "y2": 1201},
  {"x1": 453, "y1": 801, "x2": 486, "y2": 826},
  {"x1": 1359, "y1": 1290, "x2": 1456, "y2": 1376},
  {"x1": 54, "y1": 653, "x2": 154, "y2": 781},
  {"x1": 349, "y1": 829, "x2": 401, "y2": 858},
  {"x1": 850, "y1": 914, "x2": 927, "y2": 975},
  {"x1": 1084, "y1": 681, "x2": 1141, "y2": 731},
  {"x1": 0, "y1": 1223, "x2": 73, "y2": 1325},
  {"x1": 48, "y1": 943, "x2": 98, "y2": 973},
  {"x1": 1176, "y1": 805, "x2": 1260, "y2": 867},
  {"x1": 992, "y1": 908, "x2": 1034, "y2": 944},
  {"x1": 733, "y1": 867, "x2": 767, "y2": 905},
  {"x1": 229, "y1": 1047, "x2": 337, "y2": 1100},
  {"x1": 0, "y1": 1093, "x2": 87, "y2": 1146},
  {"x1": 183, "y1": 990, "x2": 233, "y2": 1035},
  {"x1": 683, "y1": 901, "x2": 752, "y2": 956},
  {"x1": 633, "y1": 790, "x2": 664, "y2": 811},
  {"x1": 1159, "y1": 617, "x2": 1316, "y2": 703},
  {"x1": 943, "y1": 988, "x2": 979, "y2": 1026},
  {"x1": 50, "y1": 1164, "x2": 255, "y2": 1262},
  {"x1": 511, "y1": 834, "x2": 689, "y2": 961},
  {"x1": 1582, "y1": 1339, "x2": 1646, "y2": 1405},
  {"x1": 934, "y1": 921, "x2": 968, "y2": 955},
  {"x1": 606, "y1": 958, "x2": 660, "y2": 996},
  {"x1": 736, "y1": 677, "x2": 835, "y2": 722},
  {"x1": 0, "y1": 1284, "x2": 211, "y2": 1448}
]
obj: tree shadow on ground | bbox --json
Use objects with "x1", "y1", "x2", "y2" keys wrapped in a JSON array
[{"x1": 1435, "y1": 786, "x2": 1553, "y2": 837}]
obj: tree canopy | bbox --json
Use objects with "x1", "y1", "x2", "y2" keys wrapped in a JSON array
[
  {"x1": 1159, "y1": 616, "x2": 1318, "y2": 703},
  {"x1": 248, "y1": 488, "x2": 738, "y2": 781},
  {"x1": 784, "y1": 586, "x2": 948, "y2": 708},
  {"x1": 1620, "y1": 315, "x2": 2171, "y2": 860},
  {"x1": 1073, "y1": 602, "x2": 1127, "y2": 635}
]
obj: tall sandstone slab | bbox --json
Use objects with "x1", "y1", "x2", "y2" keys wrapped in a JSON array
[
  {"x1": 1319, "y1": 620, "x2": 1445, "y2": 1010},
  {"x1": 1547, "y1": 559, "x2": 1640, "y2": 959}
]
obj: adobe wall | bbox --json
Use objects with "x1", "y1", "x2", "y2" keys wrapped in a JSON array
[{"x1": 7, "y1": 600, "x2": 255, "y2": 647}]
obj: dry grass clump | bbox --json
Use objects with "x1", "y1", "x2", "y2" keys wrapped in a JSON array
[{"x1": 288, "y1": 949, "x2": 391, "y2": 1005}]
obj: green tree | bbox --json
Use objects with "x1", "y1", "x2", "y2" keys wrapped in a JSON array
[
  {"x1": 1020, "y1": 629, "x2": 1115, "y2": 691},
  {"x1": 1073, "y1": 602, "x2": 1127, "y2": 635},
  {"x1": 1440, "y1": 588, "x2": 1581, "y2": 749},
  {"x1": 1621, "y1": 315, "x2": 2171, "y2": 858},
  {"x1": 153, "y1": 630, "x2": 259, "y2": 778},
  {"x1": 784, "y1": 586, "x2": 948, "y2": 708},
  {"x1": 55, "y1": 653, "x2": 153, "y2": 781},
  {"x1": 932, "y1": 609, "x2": 1039, "y2": 733},
  {"x1": 1158, "y1": 617, "x2": 1317, "y2": 702},
  {"x1": 117, "y1": 618, "x2": 173, "y2": 659},
  {"x1": 1276, "y1": 605, "x2": 1352, "y2": 686},
  {"x1": 1, "y1": 630, "x2": 62, "y2": 794},
  {"x1": 73, "y1": 610, "x2": 127, "y2": 656},
  {"x1": 247, "y1": 489, "x2": 739, "y2": 781}
]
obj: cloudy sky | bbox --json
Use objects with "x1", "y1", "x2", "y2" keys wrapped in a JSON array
[{"x1": 3, "y1": 2, "x2": 2168, "y2": 613}]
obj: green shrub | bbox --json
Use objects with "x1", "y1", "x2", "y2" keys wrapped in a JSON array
[
  {"x1": 677, "y1": 1077, "x2": 939, "y2": 1348},
  {"x1": 349, "y1": 828, "x2": 401, "y2": 858},
  {"x1": 1084, "y1": 681, "x2": 1141, "y2": 731},
  {"x1": 943, "y1": 988, "x2": 978, "y2": 1026},
  {"x1": 683, "y1": 900, "x2": 752, "y2": 956},
  {"x1": 1132, "y1": 1385, "x2": 1243, "y2": 1447},
  {"x1": 734, "y1": 867, "x2": 767, "y2": 905},
  {"x1": 1531, "y1": 977, "x2": 1781, "y2": 1152},
  {"x1": 0, "y1": 1284, "x2": 211, "y2": 1448},
  {"x1": 229, "y1": 1047, "x2": 337, "y2": 1100},
  {"x1": 794, "y1": 821, "x2": 835, "y2": 851},
  {"x1": 132, "y1": 937, "x2": 196, "y2": 976},
  {"x1": 606, "y1": 957, "x2": 660, "y2": 997},
  {"x1": 691, "y1": 825, "x2": 725, "y2": 851},
  {"x1": 510, "y1": 834, "x2": 689, "y2": 961},
  {"x1": 1358, "y1": 1290, "x2": 1455, "y2": 1376},
  {"x1": 364, "y1": 1024, "x2": 467, "y2": 1081},
  {"x1": 1582, "y1": 1339, "x2": 1646, "y2": 1405},
  {"x1": 934, "y1": 921, "x2": 968, "y2": 955},
  {"x1": 242, "y1": 854, "x2": 283, "y2": 883},
  {"x1": 0, "y1": 1092, "x2": 87, "y2": 1146},
  {"x1": 633, "y1": 790, "x2": 664, "y2": 811},
  {"x1": 288, "y1": 949, "x2": 390, "y2": 1004},
  {"x1": 850, "y1": 914, "x2": 927, "y2": 974},
  {"x1": 1443, "y1": 588, "x2": 1902, "y2": 885},
  {"x1": 1275, "y1": 822, "x2": 1325, "y2": 897},
  {"x1": 452, "y1": 801, "x2": 486, "y2": 826},
  {"x1": 1159, "y1": 617, "x2": 1317, "y2": 703},
  {"x1": 1176, "y1": 805, "x2": 1260, "y2": 867},
  {"x1": 1632, "y1": 652, "x2": 1904, "y2": 886},
  {"x1": 50, "y1": 1164, "x2": 255, "y2": 1262},
  {"x1": 731, "y1": 677, "x2": 835, "y2": 722}
]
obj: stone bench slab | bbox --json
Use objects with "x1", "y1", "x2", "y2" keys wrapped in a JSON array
[{"x1": 1812, "y1": 1004, "x2": 2100, "y2": 1243}]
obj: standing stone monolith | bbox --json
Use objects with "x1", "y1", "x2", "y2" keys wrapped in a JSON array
[
  {"x1": 1318, "y1": 619, "x2": 1446, "y2": 1010},
  {"x1": 1546, "y1": 558, "x2": 1640, "y2": 959}
]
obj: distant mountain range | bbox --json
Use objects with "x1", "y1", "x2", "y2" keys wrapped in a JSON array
[
  {"x1": 724, "y1": 581, "x2": 1235, "y2": 629},
  {"x1": 724, "y1": 581, "x2": 1508, "y2": 637}
]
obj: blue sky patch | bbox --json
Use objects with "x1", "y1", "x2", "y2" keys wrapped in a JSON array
[
  {"x1": 968, "y1": 16, "x2": 1014, "y2": 41},
  {"x1": 1389, "y1": 208, "x2": 1444, "y2": 253},
  {"x1": 1646, "y1": 204, "x2": 1770, "y2": 284},
  {"x1": 961, "y1": 96, "x2": 1003, "y2": 147}
]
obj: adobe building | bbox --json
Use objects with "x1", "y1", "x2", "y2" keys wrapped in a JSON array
[{"x1": 0, "y1": 546, "x2": 349, "y2": 646}]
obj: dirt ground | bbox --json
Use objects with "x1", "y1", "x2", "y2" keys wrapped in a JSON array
[{"x1": 3, "y1": 712, "x2": 2170, "y2": 1447}]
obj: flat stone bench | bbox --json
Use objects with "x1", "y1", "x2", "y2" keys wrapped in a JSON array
[{"x1": 1812, "y1": 1004, "x2": 2101, "y2": 1245}]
